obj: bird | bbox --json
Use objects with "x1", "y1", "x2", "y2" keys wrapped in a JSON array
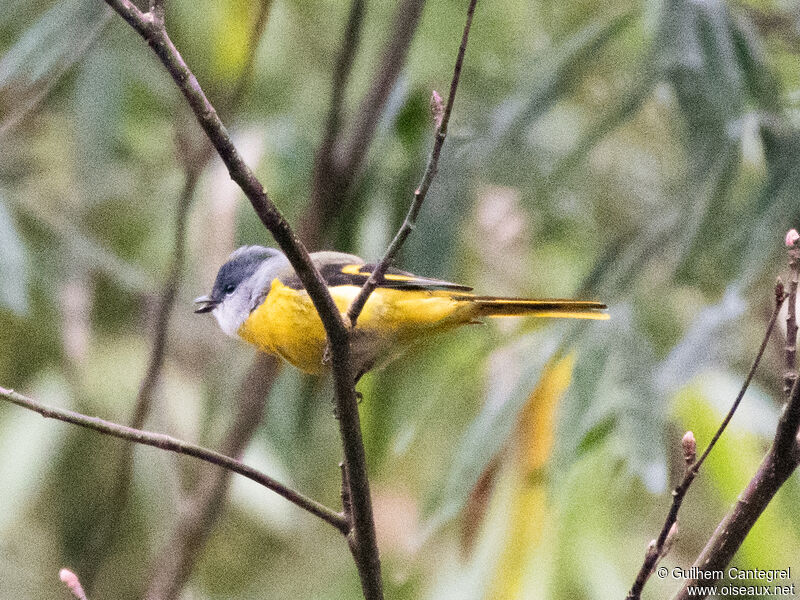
[{"x1": 194, "y1": 246, "x2": 608, "y2": 376}]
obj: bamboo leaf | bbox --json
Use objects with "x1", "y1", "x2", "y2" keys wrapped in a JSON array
[
  {"x1": 425, "y1": 334, "x2": 560, "y2": 531},
  {"x1": 0, "y1": 0, "x2": 110, "y2": 130},
  {"x1": 489, "y1": 10, "x2": 637, "y2": 148}
]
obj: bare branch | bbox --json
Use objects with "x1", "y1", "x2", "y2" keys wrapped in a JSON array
[
  {"x1": 626, "y1": 286, "x2": 785, "y2": 600},
  {"x1": 347, "y1": 0, "x2": 478, "y2": 326},
  {"x1": 0, "y1": 385, "x2": 348, "y2": 533},
  {"x1": 671, "y1": 237, "x2": 800, "y2": 600},
  {"x1": 100, "y1": 3, "x2": 382, "y2": 597},
  {"x1": 301, "y1": 0, "x2": 426, "y2": 247}
]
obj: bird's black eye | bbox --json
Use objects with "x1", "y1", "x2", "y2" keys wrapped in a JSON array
[{"x1": 223, "y1": 283, "x2": 236, "y2": 295}]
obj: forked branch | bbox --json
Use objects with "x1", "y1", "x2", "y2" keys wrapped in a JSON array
[
  {"x1": 628, "y1": 232, "x2": 800, "y2": 600},
  {"x1": 626, "y1": 281, "x2": 786, "y2": 600}
]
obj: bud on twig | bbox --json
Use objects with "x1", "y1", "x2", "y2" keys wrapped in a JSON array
[
  {"x1": 430, "y1": 90, "x2": 444, "y2": 130},
  {"x1": 59, "y1": 568, "x2": 88, "y2": 600},
  {"x1": 662, "y1": 522, "x2": 679, "y2": 558},
  {"x1": 682, "y1": 431, "x2": 696, "y2": 467},
  {"x1": 785, "y1": 229, "x2": 800, "y2": 399},
  {"x1": 645, "y1": 539, "x2": 658, "y2": 563}
]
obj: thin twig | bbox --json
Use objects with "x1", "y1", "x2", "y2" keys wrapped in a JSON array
[
  {"x1": 693, "y1": 293, "x2": 785, "y2": 471},
  {"x1": 671, "y1": 234, "x2": 800, "y2": 600},
  {"x1": 336, "y1": 1, "x2": 478, "y2": 583},
  {"x1": 0, "y1": 385, "x2": 348, "y2": 534},
  {"x1": 625, "y1": 286, "x2": 785, "y2": 600},
  {"x1": 784, "y1": 231, "x2": 799, "y2": 398},
  {"x1": 346, "y1": 0, "x2": 478, "y2": 326}
]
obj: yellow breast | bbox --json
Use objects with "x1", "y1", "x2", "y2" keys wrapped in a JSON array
[{"x1": 237, "y1": 279, "x2": 467, "y2": 374}]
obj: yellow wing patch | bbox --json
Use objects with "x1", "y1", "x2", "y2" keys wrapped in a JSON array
[{"x1": 339, "y1": 263, "x2": 418, "y2": 282}]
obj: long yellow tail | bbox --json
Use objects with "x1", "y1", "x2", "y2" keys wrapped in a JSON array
[{"x1": 463, "y1": 297, "x2": 609, "y2": 320}]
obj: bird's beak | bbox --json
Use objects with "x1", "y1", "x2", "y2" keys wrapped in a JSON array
[{"x1": 194, "y1": 295, "x2": 218, "y2": 314}]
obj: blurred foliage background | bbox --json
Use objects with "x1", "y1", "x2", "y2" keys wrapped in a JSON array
[{"x1": 2, "y1": 0, "x2": 800, "y2": 598}]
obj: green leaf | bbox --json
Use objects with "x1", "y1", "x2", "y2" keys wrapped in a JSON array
[
  {"x1": 424, "y1": 333, "x2": 560, "y2": 531},
  {"x1": 657, "y1": 0, "x2": 779, "y2": 168},
  {"x1": 547, "y1": 82, "x2": 653, "y2": 181},
  {"x1": 654, "y1": 286, "x2": 746, "y2": 393},
  {"x1": 0, "y1": 0, "x2": 110, "y2": 130},
  {"x1": 729, "y1": 11, "x2": 782, "y2": 113},
  {"x1": 498, "y1": 10, "x2": 637, "y2": 145},
  {"x1": 0, "y1": 374, "x2": 71, "y2": 535},
  {"x1": 734, "y1": 123, "x2": 800, "y2": 284},
  {"x1": 655, "y1": 0, "x2": 784, "y2": 284},
  {"x1": 555, "y1": 305, "x2": 666, "y2": 492}
]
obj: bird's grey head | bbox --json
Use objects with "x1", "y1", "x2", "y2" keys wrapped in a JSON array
[{"x1": 194, "y1": 246, "x2": 289, "y2": 336}]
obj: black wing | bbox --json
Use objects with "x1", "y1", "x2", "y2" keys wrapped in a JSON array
[{"x1": 280, "y1": 260, "x2": 472, "y2": 292}]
